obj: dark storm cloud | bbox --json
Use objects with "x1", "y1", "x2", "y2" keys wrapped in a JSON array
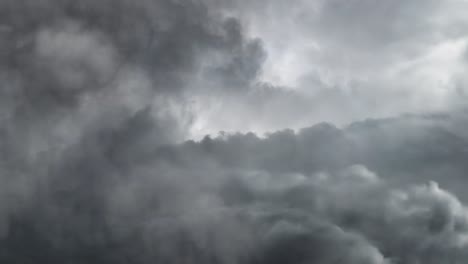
[
  {"x1": 1, "y1": 0, "x2": 468, "y2": 264},
  {"x1": 0, "y1": 0, "x2": 265, "y2": 130},
  {"x1": 180, "y1": 111, "x2": 468, "y2": 192},
  {"x1": 2, "y1": 107, "x2": 464, "y2": 263},
  {"x1": 157, "y1": 112, "x2": 468, "y2": 263},
  {"x1": 0, "y1": 0, "x2": 266, "y2": 262},
  {"x1": 0, "y1": 0, "x2": 267, "y2": 209}
]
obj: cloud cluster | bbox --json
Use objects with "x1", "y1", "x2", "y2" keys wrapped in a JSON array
[
  {"x1": 2, "y1": 100, "x2": 468, "y2": 263},
  {"x1": 1, "y1": 0, "x2": 468, "y2": 263}
]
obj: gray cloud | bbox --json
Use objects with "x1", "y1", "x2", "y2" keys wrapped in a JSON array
[
  {"x1": 191, "y1": 0, "x2": 468, "y2": 134},
  {"x1": 1, "y1": 0, "x2": 468, "y2": 263},
  {"x1": 2, "y1": 106, "x2": 468, "y2": 263}
]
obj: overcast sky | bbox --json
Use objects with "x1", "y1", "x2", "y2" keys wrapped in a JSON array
[
  {"x1": 186, "y1": 0, "x2": 468, "y2": 136},
  {"x1": 2, "y1": 0, "x2": 468, "y2": 263}
]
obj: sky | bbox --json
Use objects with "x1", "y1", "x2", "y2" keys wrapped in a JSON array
[{"x1": 2, "y1": 0, "x2": 468, "y2": 263}]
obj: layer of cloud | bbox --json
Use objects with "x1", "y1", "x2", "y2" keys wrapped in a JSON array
[
  {"x1": 2, "y1": 0, "x2": 468, "y2": 263},
  {"x1": 2, "y1": 105, "x2": 468, "y2": 262}
]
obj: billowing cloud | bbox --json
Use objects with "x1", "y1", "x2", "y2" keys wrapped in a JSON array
[
  {"x1": 2, "y1": 102, "x2": 468, "y2": 263},
  {"x1": 1, "y1": 0, "x2": 468, "y2": 263}
]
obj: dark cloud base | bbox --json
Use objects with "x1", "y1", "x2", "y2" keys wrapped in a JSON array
[
  {"x1": 2, "y1": 111, "x2": 468, "y2": 263},
  {"x1": 1, "y1": 0, "x2": 468, "y2": 264}
]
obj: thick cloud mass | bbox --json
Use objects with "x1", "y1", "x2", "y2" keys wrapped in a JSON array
[{"x1": 1, "y1": 0, "x2": 468, "y2": 263}]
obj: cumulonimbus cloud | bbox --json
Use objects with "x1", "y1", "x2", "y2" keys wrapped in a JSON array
[{"x1": 1, "y1": 0, "x2": 468, "y2": 263}]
